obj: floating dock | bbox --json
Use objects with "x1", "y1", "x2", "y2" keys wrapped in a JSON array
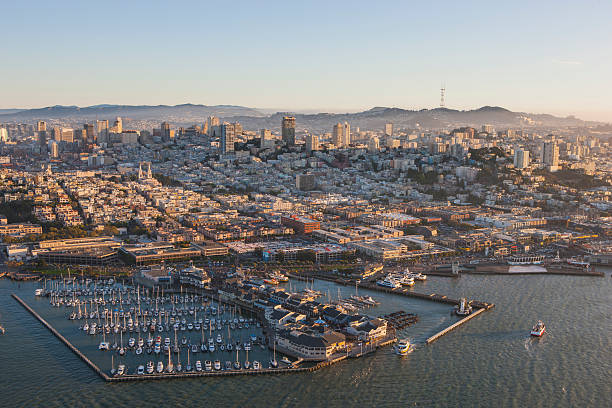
[{"x1": 380, "y1": 311, "x2": 419, "y2": 330}]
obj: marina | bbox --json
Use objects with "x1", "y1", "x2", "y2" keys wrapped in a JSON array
[
  {"x1": 1, "y1": 271, "x2": 611, "y2": 407},
  {"x1": 4, "y1": 270, "x2": 499, "y2": 382}
]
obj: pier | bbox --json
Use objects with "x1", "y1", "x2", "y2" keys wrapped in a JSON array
[
  {"x1": 425, "y1": 307, "x2": 488, "y2": 344},
  {"x1": 12, "y1": 294, "x2": 111, "y2": 381}
]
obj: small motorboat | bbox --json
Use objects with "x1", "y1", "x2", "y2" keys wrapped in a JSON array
[{"x1": 531, "y1": 320, "x2": 546, "y2": 337}]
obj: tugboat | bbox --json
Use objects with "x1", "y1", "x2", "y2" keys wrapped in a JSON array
[
  {"x1": 530, "y1": 320, "x2": 546, "y2": 337},
  {"x1": 394, "y1": 339, "x2": 414, "y2": 355},
  {"x1": 454, "y1": 298, "x2": 472, "y2": 316}
]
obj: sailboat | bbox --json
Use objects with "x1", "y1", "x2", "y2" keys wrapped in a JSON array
[{"x1": 270, "y1": 340, "x2": 278, "y2": 368}]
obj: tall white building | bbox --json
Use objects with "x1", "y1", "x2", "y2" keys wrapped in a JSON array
[
  {"x1": 305, "y1": 134, "x2": 319, "y2": 153},
  {"x1": 514, "y1": 149, "x2": 530, "y2": 169},
  {"x1": 542, "y1": 141, "x2": 559, "y2": 170},
  {"x1": 343, "y1": 122, "x2": 351, "y2": 146},
  {"x1": 332, "y1": 123, "x2": 344, "y2": 147}
]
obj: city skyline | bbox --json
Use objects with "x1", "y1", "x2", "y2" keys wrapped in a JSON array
[{"x1": 2, "y1": 1, "x2": 612, "y2": 121}]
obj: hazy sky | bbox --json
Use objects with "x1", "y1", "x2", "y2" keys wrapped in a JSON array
[{"x1": 2, "y1": 0, "x2": 612, "y2": 121}]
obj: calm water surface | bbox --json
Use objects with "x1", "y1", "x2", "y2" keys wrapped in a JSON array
[{"x1": 0, "y1": 270, "x2": 610, "y2": 408}]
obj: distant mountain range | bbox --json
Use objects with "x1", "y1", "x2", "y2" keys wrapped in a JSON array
[{"x1": 0, "y1": 104, "x2": 603, "y2": 131}]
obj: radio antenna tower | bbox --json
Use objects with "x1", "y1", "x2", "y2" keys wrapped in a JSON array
[{"x1": 440, "y1": 83, "x2": 446, "y2": 108}]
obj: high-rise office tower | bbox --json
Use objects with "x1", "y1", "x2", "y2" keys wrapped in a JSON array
[
  {"x1": 221, "y1": 122, "x2": 236, "y2": 153},
  {"x1": 161, "y1": 122, "x2": 171, "y2": 141},
  {"x1": 282, "y1": 116, "x2": 296, "y2": 146},
  {"x1": 343, "y1": 122, "x2": 351, "y2": 145},
  {"x1": 305, "y1": 134, "x2": 319, "y2": 153},
  {"x1": 513, "y1": 149, "x2": 530, "y2": 169},
  {"x1": 37, "y1": 121, "x2": 47, "y2": 132},
  {"x1": 542, "y1": 141, "x2": 559, "y2": 168},
  {"x1": 60, "y1": 128, "x2": 74, "y2": 143},
  {"x1": 84, "y1": 123, "x2": 94, "y2": 143},
  {"x1": 384, "y1": 123, "x2": 393, "y2": 137},
  {"x1": 333, "y1": 123, "x2": 344, "y2": 147},
  {"x1": 49, "y1": 140, "x2": 59, "y2": 158},
  {"x1": 52, "y1": 127, "x2": 61, "y2": 141}
]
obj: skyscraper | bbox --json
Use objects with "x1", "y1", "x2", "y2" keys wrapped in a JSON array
[
  {"x1": 343, "y1": 122, "x2": 351, "y2": 146},
  {"x1": 384, "y1": 123, "x2": 393, "y2": 137},
  {"x1": 37, "y1": 121, "x2": 47, "y2": 132},
  {"x1": 332, "y1": 123, "x2": 344, "y2": 147},
  {"x1": 514, "y1": 148, "x2": 530, "y2": 169},
  {"x1": 221, "y1": 122, "x2": 236, "y2": 153},
  {"x1": 60, "y1": 128, "x2": 74, "y2": 143},
  {"x1": 161, "y1": 122, "x2": 172, "y2": 141},
  {"x1": 84, "y1": 123, "x2": 94, "y2": 143},
  {"x1": 305, "y1": 134, "x2": 319, "y2": 153},
  {"x1": 282, "y1": 116, "x2": 296, "y2": 146},
  {"x1": 542, "y1": 141, "x2": 559, "y2": 169}
]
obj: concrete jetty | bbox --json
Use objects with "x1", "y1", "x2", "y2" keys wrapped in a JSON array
[{"x1": 12, "y1": 294, "x2": 111, "y2": 381}]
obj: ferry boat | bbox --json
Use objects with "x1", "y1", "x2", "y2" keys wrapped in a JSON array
[
  {"x1": 454, "y1": 298, "x2": 472, "y2": 316},
  {"x1": 567, "y1": 257, "x2": 590, "y2": 268},
  {"x1": 269, "y1": 271, "x2": 289, "y2": 282},
  {"x1": 507, "y1": 255, "x2": 545, "y2": 265},
  {"x1": 530, "y1": 320, "x2": 546, "y2": 337},
  {"x1": 376, "y1": 277, "x2": 401, "y2": 289},
  {"x1": 394, "y1": 339, "x2": 414, "y2": 355}
]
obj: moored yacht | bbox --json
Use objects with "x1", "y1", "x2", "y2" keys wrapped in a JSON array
[{"x1": 377, "y1": 277, "x2": 401, "y2": 289}]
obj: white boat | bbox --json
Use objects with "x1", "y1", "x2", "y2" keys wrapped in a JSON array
[
  {"x1": 567, "y1": 258, "x2": 590, "y2": 268},
  {"x1": 137, "y1": 365, "x2": 145, "y2": 375},
  {"x1": 98, "y1": 341, "x2": 109, "y2": 351},
  {"x1": 214, "y1": 360, "x2": 221, "y2": 370},
  {"x1": 117, "y1": 364, "x2": 126, "y2": 376},
  {"x1": 146, "y1": 361, "x2": 154, "y2": 374},
  {"x1": 156, "y1": 361, "x2": 164, "y2": 373},
  {"x1": 376, "y1": 278, "x2": 401, "y2": 289},
  {"x1": 531, "y1": 320, "x2": 546, "y2": 337},
  {"x1": 195, "y1": 360, "x2": 203, "y2": 372},
  {"x1": 253, "y1": 360, "x2": 261, "y2": 370},
  {"x1": 394, "y1": 339, "x2": 414, "y2": 355},
  {"x1": 507, "y1": 255, "x2": 545, "y2": 265}
]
